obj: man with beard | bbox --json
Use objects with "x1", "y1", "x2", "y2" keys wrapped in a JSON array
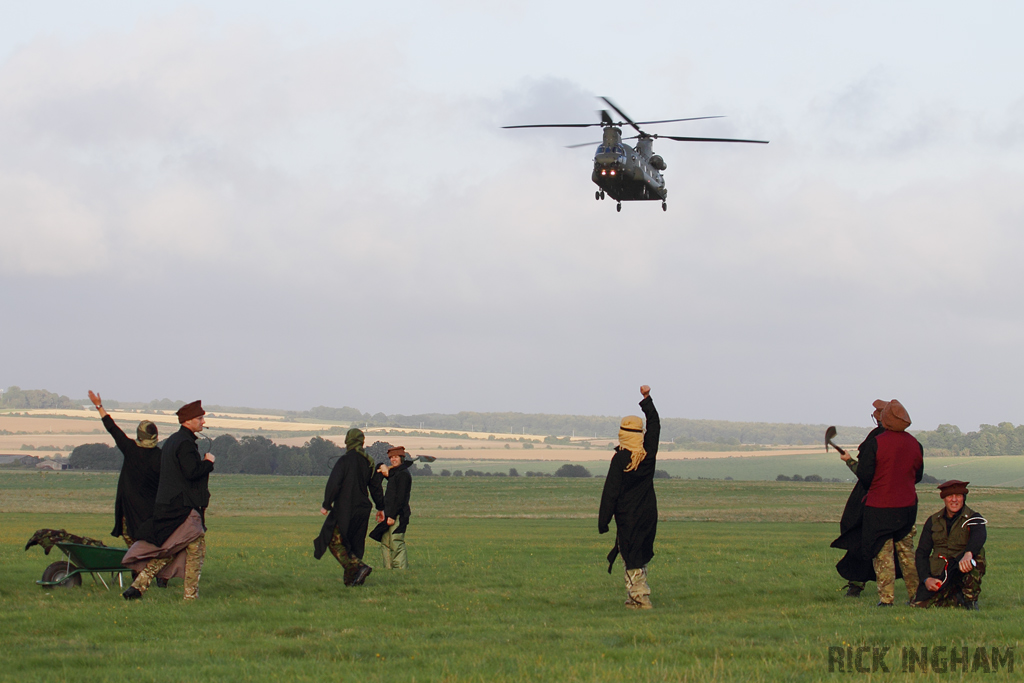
[
  {"x1": 831, "y1": 400, "x2": 887, "y2": 597},
  {"x1": 599, "y1": 385, "x2": 660, "y2": 610},
  {"x1": 122, "y1": 400, "x2": 214, "y2": 601},
  {"x1": 87, "y1": 390, "x2": 161, "y2": 548},
  {"x1": 913, "y1": 480, "x2": 987, "y2": 609},
  {"x1": 856, "y1": 399, "x2": 923, "y2": 606},
  {"x1": 314, "y1": 428, "x2": 385, "y2": 586}
]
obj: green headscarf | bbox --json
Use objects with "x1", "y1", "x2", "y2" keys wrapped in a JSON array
[
  {"x1": 345, "y1": 428, "x2": 374, "y2": 467},
  {"x1": 135, "y1": 420, "x2": 158, "y2": 449}
]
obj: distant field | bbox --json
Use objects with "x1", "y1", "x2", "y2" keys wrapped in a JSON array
[{"x1": 2, "y1": 474, "x2": 1024, "y2": 682}]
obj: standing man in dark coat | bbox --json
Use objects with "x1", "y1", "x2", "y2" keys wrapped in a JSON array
[
  {"x1": 123, "y1": 400, "x2": 214, "y2": 601},
  {"x1": 87, "y1": 390, "x2": 161, "y2": 546},
  {"x1": 856, "y1": 399, "x2": 923, "y2": 606},
  {"x1": 599, "y1": 385, "x2": 660, "y2": 610},
  {"x1": 314, "y1": 428, "x2": 385, "y2": 586},
  {"x1": 831, "y1": 400, "x2": 887, "y2": 597},
  {"x1": 369, "y1": 446, "x2": 414, "y2": 569}
]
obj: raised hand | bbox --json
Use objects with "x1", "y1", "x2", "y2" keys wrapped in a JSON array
[
  {"x1": 88, "y1": 390, "x2": 102, "y2": 407},
  {"x1": 640, "y1": 385, "x2": 651, "y2": 399}
]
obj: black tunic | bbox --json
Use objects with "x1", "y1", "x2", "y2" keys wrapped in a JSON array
[
  {"x1": 104, "y1": 416, "x2": 162, "y2": 540},
  {"x1": 831, "y1": 426, "x2": 885, "y2": 582},
  {"x1": 314, "y1": 450, "x2": 384, "y2": 561},
  {"x1": 598, "y1": 396, "x2": 661, "y2": 571},
  {"x1": 137, "y1": 425, "x2": 214, "y2": 546},
  {"x1": 369, "y1": 462, "x2": 413, "y2": 541}
]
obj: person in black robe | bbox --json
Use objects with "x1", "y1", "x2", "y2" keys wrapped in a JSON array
[
  {"x1": 830, "y1": 400, "x2": 886, "y2": 596},
  {"x1": 599, "y1": 385, "x2": 660, "y2": 609},
  {"x1": 314, "y1": 428, "x2": 385, "y2": 586},
  {"x1": 369, "y1": 446, "x2": 414, "y2": 569},
  {"x1": 87, "y1": 390, "x2": 161, "y2": 546},
  {"x1": 124, "y1": 400, "x2": 214, "y2": 601}
]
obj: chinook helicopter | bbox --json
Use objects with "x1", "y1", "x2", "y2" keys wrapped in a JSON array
[{"x1": 503, "y1": 97, "x2": 768, "y2": 212}]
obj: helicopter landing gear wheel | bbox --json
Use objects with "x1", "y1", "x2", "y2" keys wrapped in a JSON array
[
  {"x1": 662, "y1": 201, "x2": 667, "y2": 212},
  {"x1": 600, "y1": 190, "x2": 605, "y2": 200},
  {"x1": 595, "y1": 191, "x2": 600, "y2": 201},
  {"x1": 616, "y1": 202, "x2": 621, "y2": 212}
]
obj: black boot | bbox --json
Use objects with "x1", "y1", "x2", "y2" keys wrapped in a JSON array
[
  {"x1": 844, "y1": 583, "x2": 863, "y2": 598},
  {"x1": 122, "y1": 586, "x2": 142, "y2": 600},
  {"x1": 156, "y1": 578, "x2": 168, "y2": 588},
  {"x1": 351, "y1": 564, "x2": 373, "y2": 586}
]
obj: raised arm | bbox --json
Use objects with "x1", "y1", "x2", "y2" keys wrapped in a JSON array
[
  {"x1": 639, "y1": 386, "x2": 660, "y2": 458},
  {"x1": 88, "y1": 390, "x2": 109, "y2": 419}
]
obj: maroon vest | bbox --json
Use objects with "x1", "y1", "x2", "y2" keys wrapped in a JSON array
[{"x1": 864, "y1": 431, "x2": 922, "y2": 508}]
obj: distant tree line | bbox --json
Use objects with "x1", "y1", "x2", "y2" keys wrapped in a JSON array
[
  {"x1": 915, "y1": 423, "x2": 1024, "y2": 456},
  {"x1": 1, "y1": 386, "x2": 77, "y2": 410}
]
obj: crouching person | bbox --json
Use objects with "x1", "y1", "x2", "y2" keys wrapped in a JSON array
[
  {"x1": 913, "y1": 480, "x2": 987, "y2": 609},
  {"x1": 313, "y1": 429, "x2": 384, "y2": 586}
]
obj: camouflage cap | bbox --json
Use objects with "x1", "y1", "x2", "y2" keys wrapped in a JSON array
[{"x1": 135, "y1": 420, "x2": 158, "y2": 448}]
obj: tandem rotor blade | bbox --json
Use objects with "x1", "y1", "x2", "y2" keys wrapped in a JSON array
[
  {"x1": 599, "y1": 96, "x2": 643, "y2": 134},
  {"x1": 502, "y1": 122, "x2": 603, "y2": 129},
  {"x1": 565, "y1": 140, "x2": 603, "y2": 149},
  {"x1": 655, "y1": 134, "x2": 769, "y2": 144},
  {"x1": 632, "y1": 115, "x2": 726, "y2": 125}
]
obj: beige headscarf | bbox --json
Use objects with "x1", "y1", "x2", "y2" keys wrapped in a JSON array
[
  {"x1": 618, "y1": 415, "x2": 646, "y2": 472},
  {"x1": 135, "y1": 421, "x2": 158, "y2": 448}
]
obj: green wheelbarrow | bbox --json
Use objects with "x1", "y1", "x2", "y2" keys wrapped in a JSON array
[{"x1": 38, "y1": 542, "x2": 132, "y2": 590}]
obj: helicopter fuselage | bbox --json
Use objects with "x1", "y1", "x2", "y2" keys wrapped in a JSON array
[{"x1": 591, "y1": 127, "x2": 667, "y2": 202}]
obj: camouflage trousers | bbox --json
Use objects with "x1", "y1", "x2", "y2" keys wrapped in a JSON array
[
  {"x1": 122, "y1": 517, "x2": 135, "y2": 547},
  {"x1": 380, "y1": 522, "x2": 407, "y2": 570},
  {"x1": 131, "y1": 535, "x2": 206, "y2": 601},
  {"x1": 873, "y1": 526, "x2": 919, "y2": 604},
  {"x1": 624, "y1": 567, "x2": 652, "y2": 609},
  {"x1": 915, "y1": 555, "x2": 986, "y2": 607},
  {"x1": 328, "y1": 527, "x2": 366, "y2": 585}
]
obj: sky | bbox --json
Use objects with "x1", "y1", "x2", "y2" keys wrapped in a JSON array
[{"x1": 2, "y1": 1, "x2": 1023, "y2": 431}]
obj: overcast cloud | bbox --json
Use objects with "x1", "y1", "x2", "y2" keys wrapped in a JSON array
[{"x1": 2, "y1": 1, "x2": 1023, "y2": 431}]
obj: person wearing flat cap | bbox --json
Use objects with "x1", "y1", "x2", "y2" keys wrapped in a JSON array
[
  {"x1": 599, "y1": 385, "x2": 661, "y2": 610},
  {"x1": 912, "y1": 480, "x2": 987, "y2": 609},
  {"x1": 855, "y1": 399, "x2": 924, "y2": 606},
  {"x1": 368, "y1": 446, "x2": 415, "y2": 569},
  {"x1": 314, "y1": 428, "x2": 385, "y2": 586},
  {"x1": 87, "y1": 390, "x2": 162, "y2": 548},
  {"x1": 123, "y1": 400, "x2": 215, "y2": 602}
]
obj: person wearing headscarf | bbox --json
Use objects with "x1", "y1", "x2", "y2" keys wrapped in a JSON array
[
  {"x1": 913, "y1": 480, "x2": 987, "y2": 609},
  {"x1": 598, "y1": 385, "x2": 661, "y2": 609},
  {"x1": 855, "y1": 399, "x2": 923, "y2": 606},
  {"x1": 831, "y1": 400, "x2": 888, "y2": 597},
  {"x1": 122, "y1": 400, "x2": 215, "y2": 602},
  {"x1": 368, "y1": 446, "x2": 415, "y2": 569},
  {"x1": 314, "y1": 428, "x2": 385, "y2": 586},
  {"x1": 87, "y1": 390, "x2": 161, "y2": 547}
]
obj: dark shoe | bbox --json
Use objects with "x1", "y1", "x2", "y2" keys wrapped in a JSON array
[
  {"x1": 156, "y1": 578, "x2": 168, "y2": 588},
  {"x1": 844, "y1": 583, "x2": 863, "y2": 598},
  {"x1": 122, "y1": 587, "x2": 142, "y2": 601},
  {"x1": 876, "y1": 601, "x2": 893, "y2": 607},
  {"x1": 351, "y1": 564, "x2": 372, "y2": 586},
  {"x1": 963, "y1": 600, "x2": 979, "y2": 610}
]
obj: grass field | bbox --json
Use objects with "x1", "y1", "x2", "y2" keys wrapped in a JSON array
[{"x1": 3, "y1": 473, "x2": 1024, "y2": 681}]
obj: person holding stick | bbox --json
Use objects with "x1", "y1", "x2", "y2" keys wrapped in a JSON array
[
  {"x1": 598, "y1": 385, "x2": 661, "y2": 610},
  {"x1": 913, "y1": 480, "x2": 987, "y2": 609}
]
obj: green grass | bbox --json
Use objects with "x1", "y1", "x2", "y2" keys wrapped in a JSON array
[{"x1": 3, "y1": 473, "x2": 1024, "y2": 681}]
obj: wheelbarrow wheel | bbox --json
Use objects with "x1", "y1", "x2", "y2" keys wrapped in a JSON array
[{"x1": 41, "y1": 561, "x2": 82, "y2": 588}]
